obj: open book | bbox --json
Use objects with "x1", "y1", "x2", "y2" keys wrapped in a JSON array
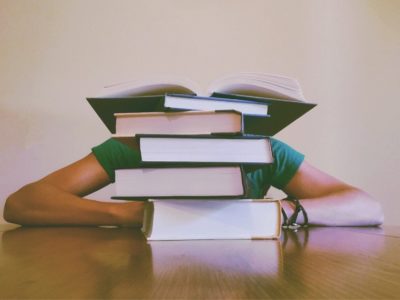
[
  {"x1": 87, "y1": 72, "x2": 316, "y2": 135},
  {"x1": 95, "y1": 72, "x2": 306, "y2": 101}
]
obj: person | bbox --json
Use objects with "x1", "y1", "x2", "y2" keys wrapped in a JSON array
[{"x1": 3, "y1": 137, "x2": 384, "y2": 227}]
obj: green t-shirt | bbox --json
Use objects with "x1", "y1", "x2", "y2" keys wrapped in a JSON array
[{"x1": 92, "y1": 138, "x2": 305, "y2": 198}]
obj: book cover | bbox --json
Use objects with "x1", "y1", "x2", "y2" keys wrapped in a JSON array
[
  {"x1": 142, "y1": 199, "x2": 282, "y2": 240},
  {"x1": 163, "y1": 94, "x2": 270, "y2": 117},
  {"x1": 115, "y1": 134, "x2": 274, "y2": 165},
  {"x1": 113, "y1": 110, "x2": 244, "y2": 136},
  {"x1": 112, "y1": 165, "x2": 247, "y2": 200},
  {"x1": 214, "y1": 93, "x2": 317, "y2": 136}
]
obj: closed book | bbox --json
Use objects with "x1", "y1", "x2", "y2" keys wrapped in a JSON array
[
  {"x1": 114, "y1": 110, "x2": 244, "y2": 136},
  {"x1": 163, "y1": 94, "x2": 269, "y2": 116},
  {"x1": 115, "y1": 134, "x2": 274, "y2": 165},
  {"x1": 142, "y1": 199, "x2": 282, "y2": 240},
  {"x1": 112, "y1": 166, "x2": 246, "y2": 200}
]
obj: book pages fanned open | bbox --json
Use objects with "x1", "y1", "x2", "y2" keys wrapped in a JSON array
[{"x1": 95, "y1": 72, "x2": 306, "y2": 101}]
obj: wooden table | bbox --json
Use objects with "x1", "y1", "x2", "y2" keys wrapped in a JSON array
[{"x1": 1, "y1": 224, "x2": 399, "y2": 299}]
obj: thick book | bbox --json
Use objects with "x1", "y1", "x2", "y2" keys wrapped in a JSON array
[
  {"x1": 87, "y1": 72, "x2": 316, "y2": 136},
  {"x1": 112, "y1": 166, "x2": 246, "y2": 200},
  {"x1": 113, "y1": 110, "x2": 244, "y2": 136},
  {"x1": 115, "y1": 134, "x2": 274, "y2": 165},
  {"x1": 142, "y1": 199, "x2": 282, "y2": 240}
]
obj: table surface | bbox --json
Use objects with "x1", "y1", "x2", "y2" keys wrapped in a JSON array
[{"x1": 1, "y1": 224, "x2": 399, "y2": 299}]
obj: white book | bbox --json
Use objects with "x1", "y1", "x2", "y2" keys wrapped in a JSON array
[
  {"x1": 163, "y1": 94, "x2": 269, "y2": 117},
  {"x1": 113, "y1": 166, "x2": 246, "y2": 199},
  {"x1": 136, "y1": 135, "x2": 273, "y2": 164},
  {"x1": 113, "y1": 110, "x2": 243, "y2": 136},
  {"x1": 142, "y1": 199, "x2": 282, "y2": 240}
]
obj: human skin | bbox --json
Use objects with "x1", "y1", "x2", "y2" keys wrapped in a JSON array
[{"x1": 3, "y1": 153, "x2": 384, "y2": 227}]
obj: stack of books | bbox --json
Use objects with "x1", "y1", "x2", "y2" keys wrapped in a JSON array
[{"x1": 87, "y1": 72, "x2": 316, "y2": 240}]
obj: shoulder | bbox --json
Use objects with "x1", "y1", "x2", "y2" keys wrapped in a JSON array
[
  {"x1": 91, "y1": 138, "x2": 141, "y2": 182},
  {"x1": 268, "y1": 138, "x2": 305, "y2": 189},
  {"x1": 245, "y1": 138, "x2": 305, "y2": 197},
  {"x1": 270, "y1": 138, "x2": 304, "y2": 161}
]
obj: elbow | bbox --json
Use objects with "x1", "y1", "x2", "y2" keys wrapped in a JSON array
[
  {"x1": 3, "y1": 191, "x2": 26, "y2": 224},
  {"x1": 3, "y1": 184, "x2": 35, "y2": 225},
  {"x1": 4, "y1": 192, "x2": 19, "y2": 224}
]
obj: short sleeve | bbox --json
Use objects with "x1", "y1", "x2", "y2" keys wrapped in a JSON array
[
  {"x1": 268, "y1": 138, "x2": 305, "y2": 189},
  {"x1": 244, "y1": 138, "x2": 305, "y2": 198},
  {"x1": 91, "y1": 138, "x2": 141, "y2": 182}
]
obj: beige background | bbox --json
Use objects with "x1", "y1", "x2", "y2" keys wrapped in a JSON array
[{"x1": 1, "y1": 0, "x2": 399, "y2": 224}]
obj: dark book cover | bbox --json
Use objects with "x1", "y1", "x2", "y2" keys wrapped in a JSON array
[
  {"x1": 212, "y1": 93, "x2": 317, "y2": 136},
  {"x1": 87, "y1": 93, "x2": 316, "y2": 136}
]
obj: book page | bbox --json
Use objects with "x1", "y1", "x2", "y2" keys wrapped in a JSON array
[
  {"x1": 148, "y1": 200, "x2": 280, "y2": 240},
  {"x1": 95, "y1": 77, "x2": 201, "y2": 98},
  {"x1": 207, "y1": 72, "x2": 305, "y2": 101}
]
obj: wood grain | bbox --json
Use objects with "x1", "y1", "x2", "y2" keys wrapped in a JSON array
[{"x1": 0, "y1": 225, "x2": 399, "y2": 299}]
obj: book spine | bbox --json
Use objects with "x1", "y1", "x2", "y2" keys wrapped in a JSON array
[
  {"x1": 111, "y1": 195, "x2": 247, "y2": 200},
  {"x1": 240, "y1": 165, "x2": 248, "y2": 198},
  {"x1": 136, "y1": 133, "x2": 269, "y2": 139},
  {"x1": 141, "y1": 201, "x2": 154, "y2": 238},
  {"x1": 267, "y1": 137, "x2": 274, "y2": 164}
]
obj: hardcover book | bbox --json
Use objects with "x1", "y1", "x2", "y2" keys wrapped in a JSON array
[
  {"x1": 114, "y1": 110, "x2": 244, "y2": 136},
  {"x1": 114, "y1": 134, "x2": 274, "y2": 165},
  {"x1": 113, "y1": 166, "x2": 246, "y2": 200},
  {"x1": 142, "y1": 199, "x2": 282, "y2": 240}
]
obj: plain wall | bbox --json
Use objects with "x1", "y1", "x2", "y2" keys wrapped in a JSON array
[{"x1": 1, "y1": 0, "x2": 399, "y2": 224}]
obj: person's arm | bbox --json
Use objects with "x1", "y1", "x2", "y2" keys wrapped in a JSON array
[
  {"x1": 280, "y1": 161, "x2": 384, "y2": 226},
  {"x1": 3, "y1": 153, "x2": 144, "y2": 226}
]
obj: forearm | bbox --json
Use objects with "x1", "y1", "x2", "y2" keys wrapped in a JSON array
[
  {"x1": 4, "y1": 182, "x2": 144, "y2": 226},
  {"x1": 281, "y1": 188, "x2": 384, "y2": 227}
]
